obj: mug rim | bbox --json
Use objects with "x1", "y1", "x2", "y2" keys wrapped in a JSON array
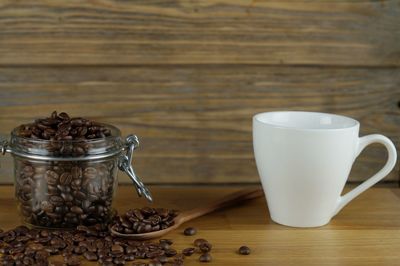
[{"x1": 253, "y1": 111, "x2": 359, "y2": 131}]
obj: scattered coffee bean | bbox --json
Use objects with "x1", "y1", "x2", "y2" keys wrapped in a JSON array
[
  {"x1": 165, "y1": 248, "x2": 178, "y2": 257},
  {"x1": 194, "y1": 238, "x2": 208, "y2": 247},
  {"x1": 182, "y1": 247, "x2": 196, "y2": 256},
  {"x1": 239, "y1": 245, "x2": 251, "y2": 255},
  {"x1": 199, "y1": 242, "x2": 212, "y2": 253},
  {"x1": 159, "y1": 241, "x2": 170, "y2": 250},
  {"x1": 159, "y1": 239, "x2": 173, "y2": 245},
  {"x1": 184, "y1": 227, "x2": 197, "y2": 236},
  {"x1": 199, "y1": 253, "x2": 212, "y2": 262}
]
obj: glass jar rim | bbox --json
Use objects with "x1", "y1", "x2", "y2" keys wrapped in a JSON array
[{"x1": 9, "y1": 123, "x2": 124, "y2": 161}]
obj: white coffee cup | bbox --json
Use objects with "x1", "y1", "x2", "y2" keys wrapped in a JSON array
[{"x1": 253, "y1": 111, "x2": 397, "y2": 227}]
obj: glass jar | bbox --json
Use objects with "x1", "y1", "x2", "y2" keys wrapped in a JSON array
[{"x1": 0, "y1": 124, "x2": 152, "y2": 228}]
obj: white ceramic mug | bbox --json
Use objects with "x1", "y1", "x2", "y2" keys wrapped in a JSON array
[{"x1": 253, "y1": 111, "x2": 397, "y2": 227}]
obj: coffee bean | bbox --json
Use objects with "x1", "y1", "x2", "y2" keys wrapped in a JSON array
[
  {"x1": 61, "y1": 192, "x2": 74, "y2": 202},
  {"x1": 159, "y1": 242, "x2": 170, "y2": 250},
  {"x1": 83, "y1": 167, "x2": 97, "y2": 179},
  {"x1": 238, "y1": 245, "x2": 251, "y2": 255},
  {"x1": 124, "y1": 253, "x2": 135, "y2": 261},
  {"x1": 182, "y1": 247, "x2": 196, "y2": 256},
  {"x1": 183, "y1": 227, "x2": 197, "y2": 236},
  {"x1": 111, "y1": 244, "x2": 124, "y2": 255},
  {"x1": 58, "y1": 112, "x2": 70, "y2": 121},
  {"x1": 194, "y1": 238, "x2": 208, "y2": 247},
  {"x1": 72, "y1": 191, "x2": 86, "y2": 201},
  {"x1": 113, "y1": 256, "x2": 126, "y2": 265},
  {"x1": 59, "y1": 172, "x2": 72, "y2": 185},
  {"x1": 71, "y1": 167, "x2": 82, "y2": 179},
  {"x1": 120, "y1": 217, "x2": 132, "y2": 228},
  {"x1": 199, "y1": 253, "x2": 212, "y2": 263},
  {"x1": 35, "y1": 249, "x2": 50, "y2": 261},
  {"x1": 70, "y1": 206, "x2": 83, "y2": 215},
  {"x1": 45, "y1": 170, "x2": 59, "y2": 185},
  {"x1": 40, "y1": 201, "x2": 54, "y2": 213},
  {"x1": 199, "y1": 242, "x2": 212, "y2": 253},
  {"x1": 83, "y1": 251, "x2": 97, "y2": 261},
  {"x1": 165, "y1": 248, "x2": 178, "y2": 257},
  {"x1": 159, "y1": 239, "x2": 173, "y2": 245},
  {"x1": 50, "y1": 195, "x2": 64, "y2": 206}
]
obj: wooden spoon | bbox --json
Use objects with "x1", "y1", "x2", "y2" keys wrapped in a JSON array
[{"x1": 110, "y1": 187, "x2": 264, "y2": 240}]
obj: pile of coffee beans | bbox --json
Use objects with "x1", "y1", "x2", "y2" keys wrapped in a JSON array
[
  {"x1": 0, "y1": 211, "x2": 250, "y2": 265},
  {"x1": 0, "y1": 223, "x2": 187, "y2": 266},
  {"x1": 183, "y1": 227, "x2": 196, "y2": 236},
  {"x1": 15, "y1": 160, "x2": 117, "y2": 228},
  {"x1": 16, "y1": 111, "x2": 113, "y2": 157},
  {"x1": 113, "y1": 207, "x2": 179, "y2": 234},
  {"x1": 17, "y1": 111, "x2": 111, "y2": 143}
]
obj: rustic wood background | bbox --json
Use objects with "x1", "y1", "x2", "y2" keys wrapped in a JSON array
[{"x1": 0, "y1": 0, "x2": 399, "y2": 184}]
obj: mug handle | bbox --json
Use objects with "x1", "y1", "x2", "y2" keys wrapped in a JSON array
[{"x1": 334, "y1": 134, "x2": 397, "y2": 215}]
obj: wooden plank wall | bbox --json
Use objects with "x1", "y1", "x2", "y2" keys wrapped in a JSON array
[{"x1": 0, "y1": 1, "x2": 399, "y2": 184}]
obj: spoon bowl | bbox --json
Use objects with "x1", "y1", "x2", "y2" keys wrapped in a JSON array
[{"x1": 110, "y1": 188, "x2": 264, "y2": 240}]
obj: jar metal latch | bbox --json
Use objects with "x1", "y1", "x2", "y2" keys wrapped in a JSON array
[
  {"x1": 0, "y1": 139, "x2": 9, "y2": 155},
  {"x1": 118, "y1": 135, "x2": 153, "y2": 202}
]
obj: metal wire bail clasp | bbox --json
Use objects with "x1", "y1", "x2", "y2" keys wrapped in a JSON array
[
  {"x1": 118, "y1": 135, "x2": 153, "y2": 202},
  {"x1": 0, "y1": 139, "x2": 10, "y2": 156}
]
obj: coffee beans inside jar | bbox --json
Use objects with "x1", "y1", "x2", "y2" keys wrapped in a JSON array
[
  {"x1": 12, "y1": 111, "x2": 120, "y2": 228},
  {"x1": 15, "y1": 159, "x2": 117, "y2": 228}
]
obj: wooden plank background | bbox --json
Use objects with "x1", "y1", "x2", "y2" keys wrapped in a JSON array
[
  {"x1": 0, "y1": 0, "x2": 399, "y2": 66},
  {"x1": 0, "y1": 0, "x2": 399, "y2": 184}
]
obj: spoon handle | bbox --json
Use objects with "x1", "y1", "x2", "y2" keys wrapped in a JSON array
[{"x1": 178, "y1": 187, "x2": 264, "y2": 224}]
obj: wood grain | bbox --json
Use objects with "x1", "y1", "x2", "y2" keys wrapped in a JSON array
[
  {"x1": 0, "y1": 0, "x2": 399, "y2": 66},
  {"x1": 1, "y1": 185, "x2": 400, "y2": 265},
  {"x1": 0, "y1": 66, "x2": 398, "y2": 184}
]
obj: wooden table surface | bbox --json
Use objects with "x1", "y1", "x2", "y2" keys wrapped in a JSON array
[{"x1": 1, "y1": 185, "x2": 400, "y2": 265}]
